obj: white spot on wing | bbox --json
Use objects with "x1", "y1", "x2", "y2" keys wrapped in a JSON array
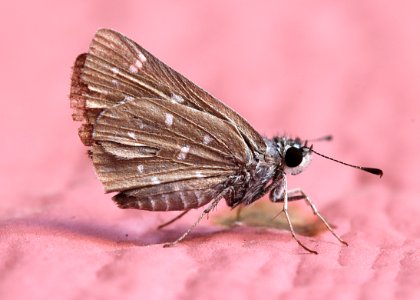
[
  {"x1": 165, "y1": 113, "x2": 174, "y2": 126},
  {"x1": 111, "y1": 79, "x2": 119, "y2": 86},
  {"x1": 121, "y1": 95, "x2": 134, "y2": 104},
  {"x1": 137, "y1": 164, "x2": 144, "y2": 173},
  {"x1": 177, "y1": 145, "x2": 190, "y2": 160},
  {"x1": 135, "y1": 59, "x2": 143, "y2": 69},
  {"x1": 195, "y1": 171, "x2": 204, "y2": 178},
  {"x1": 151, "y1": 176, "x2": 160, "y2": 185},
  {"x1": 128, "y1": 132, "x2": 136, "y2": 139},
  {"x1": 203, "y1": 134, "x2": 212, "y2": 145},
  {"x1": 137, "y1": 120, "x2": 144, "y2": 129},
  {"x1": 171, "y1": 94, "x2": 184, "y2": 104},
  {"x1": 111, "y1": 67, "x2": 119, "y2": 74},
  {"x1": 129, "y1": 64, "x2": 139, "y2": 73},
  {"x1": 138, "y1": 52, "x2": 147, "y2": 62}
]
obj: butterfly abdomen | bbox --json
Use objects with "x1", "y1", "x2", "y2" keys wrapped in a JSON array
[{"x1": 113, "y1": 188, "x2": 220, "y2": 211}]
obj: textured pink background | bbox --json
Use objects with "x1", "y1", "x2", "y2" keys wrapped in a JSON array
[{"x1": 1, "y1": 1, "x2": 419, "y2": 299}]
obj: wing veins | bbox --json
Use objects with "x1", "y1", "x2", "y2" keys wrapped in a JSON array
[
  {"x1": 96, "y1": 122, "x2": 232, "y2": 165},
  {"x1": 128, "y1": 98, "x2": 243, "y2": 160}
]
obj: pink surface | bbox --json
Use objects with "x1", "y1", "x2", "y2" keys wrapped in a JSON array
[{"x1": 1, "y1": 1, "x2": 419, "y2": 299}]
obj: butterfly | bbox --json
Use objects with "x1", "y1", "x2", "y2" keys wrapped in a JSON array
[{"x1": 70, "y1": 29, "x2": 382, "y2": 254}]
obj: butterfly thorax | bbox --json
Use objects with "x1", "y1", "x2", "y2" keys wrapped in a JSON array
[
  {"x1": 224, "y1": 138, "x2": 278, "y2": 207},
  {"x1": 225, "y1": 136, "x2": 312, "y2": 207}
]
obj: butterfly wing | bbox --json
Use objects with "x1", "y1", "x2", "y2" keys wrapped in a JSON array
[
  {"x1": 72, "y1": 28, "x2": 266, "y2": 153},
  {"x1": 70, "y1": 29, "x2": 265, "y2": 211},
  {"x1": 92, "y1": 97, "x2": 244, "y2": 210}
]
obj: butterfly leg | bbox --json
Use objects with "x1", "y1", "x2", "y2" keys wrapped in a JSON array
[
  {"x1": 281, "y1": 188, "x2": 348, "y2": 247},
  {"x1": 266, "y1": 175, "x2": 318, "y2": 253},
  {"x1": 163, "y1": 188, "x2": 231, "y2": 247},
  {"x1": 283, "y1": 185, "x2": 318, "y2": 254},
  {"x1": 157, "y1": 210, "x2": 191, "y2": 230}
]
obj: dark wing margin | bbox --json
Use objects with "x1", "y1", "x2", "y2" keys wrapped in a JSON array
[
  {"x1": 70, "y1": 53, "x2": 94, "y2": 145},
  {"x1": 70, "y1": 29, "x2": 265, "y2": 211}
]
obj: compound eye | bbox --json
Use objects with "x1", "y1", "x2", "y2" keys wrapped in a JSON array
[{"x1": 285, "y1": 147, "x2": 303, "y2": 168}]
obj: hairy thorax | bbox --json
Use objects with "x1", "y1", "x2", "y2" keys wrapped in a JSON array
[{"x1": 225, "y1": 138, "x2": 281, "y2": 207}]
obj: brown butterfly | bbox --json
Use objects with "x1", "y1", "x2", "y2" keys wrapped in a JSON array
[{"x1": 70, "y1": 29, "x2": 382, "y2": 254}]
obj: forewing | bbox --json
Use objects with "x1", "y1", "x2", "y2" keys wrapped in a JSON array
[
  {"x1": 71, "y1": 28, "x2": 266, "y2": 154},
  {"x1": 95, "y1": 96, "x2": 248, "y2": 159}
]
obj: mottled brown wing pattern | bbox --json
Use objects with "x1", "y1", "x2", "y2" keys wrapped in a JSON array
[
  {"x1": 75, "y1": 28, "x2": 266, "y2": 154},
  {"x1": 94, "y1": 97, "x2": 248, "y2": 162},
  {"x1": 91, "y1": 96, "x2": 243, "y2": 210},
  {"x1": 70, "y1": 29, "x2": 265, "y2": 211},
  {"x1": 93, "y1": 97, "x2": 242, "y2": 189},
  {"x1": 93, "y1": 142, "x2": 231, "y2": 210}
]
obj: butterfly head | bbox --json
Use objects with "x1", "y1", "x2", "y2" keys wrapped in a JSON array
[
  {"x1": 275, "y1": 137, "x2": 312, "y2": 175},
  {"x1": 272, "y1": 135, "x2": 383, "y2": 178}
]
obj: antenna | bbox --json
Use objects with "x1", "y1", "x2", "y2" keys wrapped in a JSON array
[
  {"x1": 308, "y1": 147, "x2": 383, "y2": 177},
  {"x1": 307, "y1": 135, "x2": 333, "y2": 143}
]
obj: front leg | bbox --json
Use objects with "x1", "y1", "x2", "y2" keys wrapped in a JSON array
[
  {"x1": 271, "y1": 176, "x2": 318, "y2": 254},
  {"x1": 273, "y1": 187, "x2": 348, "y2": 247}
]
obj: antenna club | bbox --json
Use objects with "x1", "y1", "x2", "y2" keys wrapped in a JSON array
[
  {"x1": 307, "y1": 135, "x2": 333, "y2": 143},
  {"x1": 362, "y1": 167, "x2": 384, "y2": 178},
  {"x1": 324, "y1": 135, "x2": 333, "y2": 141},
  {"x1": 308, "y1": 148, "x2": 383, "y2": 177}
]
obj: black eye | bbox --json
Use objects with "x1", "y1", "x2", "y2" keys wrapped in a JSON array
[{"x1": 285, "y1": 147, "x2": 303, "y2": 168}]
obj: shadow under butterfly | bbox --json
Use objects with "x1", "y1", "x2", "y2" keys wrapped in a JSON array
[{"x1": 70, "y1": 29, "x2": 382, "y2": 254}]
